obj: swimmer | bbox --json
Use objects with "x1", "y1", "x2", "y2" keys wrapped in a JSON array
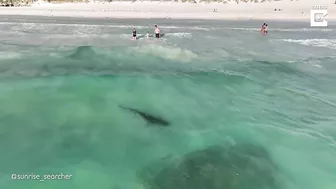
[
  {"x1": 132, "y1": 28, "x2": 137, "y2": 40},
  {"x1": 154, "y1": 25, "x2": 160, "y2": 38}
]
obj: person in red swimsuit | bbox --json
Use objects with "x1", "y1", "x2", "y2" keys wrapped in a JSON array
[{"x1": 260, "y1": 23, "x2": 266, "y2": 34}]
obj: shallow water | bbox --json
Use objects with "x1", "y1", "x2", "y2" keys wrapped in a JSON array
[{"x1": 0, "y1": 16, "x2": 335, "y2": 189}]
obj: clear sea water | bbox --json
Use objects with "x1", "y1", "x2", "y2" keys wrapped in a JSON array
[{"x1": 0, "y1": 15, "x2": 335, "y2": 189}]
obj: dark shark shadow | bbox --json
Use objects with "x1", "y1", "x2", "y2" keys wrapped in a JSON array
[{"x1": 119, "y1": 105, "x2": 170, "y2": 126}]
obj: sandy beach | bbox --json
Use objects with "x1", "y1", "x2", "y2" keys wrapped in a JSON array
[{"x1": 0, "y1": 0, "x2": 335, "y2": 21}]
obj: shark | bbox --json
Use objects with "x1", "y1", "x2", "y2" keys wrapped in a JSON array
[{"x1": 119, "y1": 105, "x2": 170, "y2": 126}]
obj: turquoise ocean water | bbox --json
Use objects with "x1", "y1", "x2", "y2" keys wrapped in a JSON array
[{"x1": 0, "y1": 16, "x2": 335, "y2": 189}]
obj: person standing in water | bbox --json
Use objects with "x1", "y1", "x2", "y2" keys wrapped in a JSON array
[
  {"x1": 264, "y1": 24, "x2": 268, "y2": 34},
  {"x1": 132, "y1": 28, "x2": 137, "y2": 40},
  {"x1": 260, "y1": 23, "x2": 266, "y2": 34},
  {"x1": 154, "y1": 25, "x2": 160, "y2": 38}
]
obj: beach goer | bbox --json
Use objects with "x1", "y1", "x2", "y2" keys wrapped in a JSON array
[
  {"x1": 132, "y1": 28, "x2": 137, "y2": 40},
  {"x1": 146, "y1": 31, "x2": 149, "y2": 38},
  {"x1": 264, "y1": 24, "x2": 268, "y2": 34},
  {"x1": 154, "y1": 25, "x2": 160, "y2": 38},
  {"x1": 260, "y1": 23, "x2": 266, "y2": 34}
]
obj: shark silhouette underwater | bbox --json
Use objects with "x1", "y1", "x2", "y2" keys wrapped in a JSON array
[{"x1": 119, "y1": 105, "x2": 170, "y2": 126}]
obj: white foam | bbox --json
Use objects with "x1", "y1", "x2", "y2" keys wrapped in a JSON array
[
  {"x1": 220, "y1": 27, "x2": 333, "y2": 32},
  {"x1": 0, "y1": 22, "x2": 208, "y2": 31},
  {"x1": 129, "y1": 44, "x2": 198, "y2": 62},
  {"x1": 282, "y1": 39, "x2": 336, "y2": 50},
  {"x1": 0, "y1": 51, "x2": 22, "y2": 60},
  {"x1": 165, "y1": 32, "x2": 192, "y2": 38},
  {"x1": 120, "y1": 32, "x2": 191, "y2": 39}
]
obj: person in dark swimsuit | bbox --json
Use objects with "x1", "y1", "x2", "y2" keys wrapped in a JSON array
[{"x1": 132, "y1": 28, "x2": 137, "y2": 40}]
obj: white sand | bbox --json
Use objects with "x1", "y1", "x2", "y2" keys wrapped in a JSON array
[{"x1": 0, "y1": 0, "x2": 335, "y2": 21}]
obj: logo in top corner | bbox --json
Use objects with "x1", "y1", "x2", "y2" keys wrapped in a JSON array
[{"x1": 310, "y1": 6, "x2": 328, "y2": 27}]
